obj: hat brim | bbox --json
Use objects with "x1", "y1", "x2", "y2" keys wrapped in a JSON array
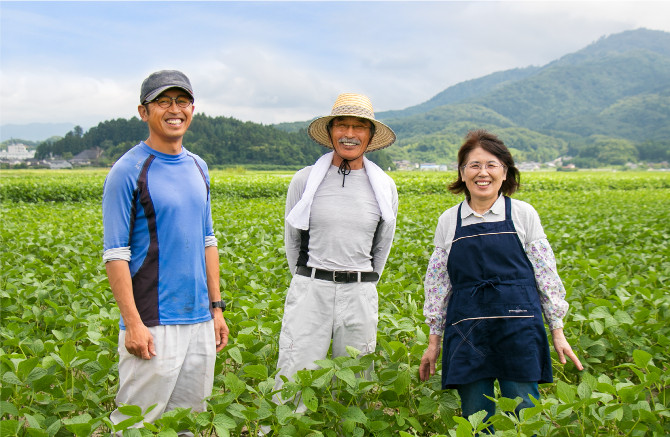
[
  {"x1": 308, "y1": 116, "x2": 396, "y2": 152},
  {"x1": 143, "y1": 86, "x2": 194, "y2": 104}
]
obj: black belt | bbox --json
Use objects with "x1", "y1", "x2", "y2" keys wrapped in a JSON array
[{"x1": 296, "y1": 266, "x2": 378, "y2": 283}]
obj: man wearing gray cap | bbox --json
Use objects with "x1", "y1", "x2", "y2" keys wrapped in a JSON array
[{"x1": 102, "y1": 70, "x2": 229, "y2": 433}]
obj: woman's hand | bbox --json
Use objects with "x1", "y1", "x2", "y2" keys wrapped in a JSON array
[
  {"x1": 420, "y1": 334, "x2": 442, "y2": 381},
  {"x1": 551, "y1": 328, "x2": 584, "y2": 371}
]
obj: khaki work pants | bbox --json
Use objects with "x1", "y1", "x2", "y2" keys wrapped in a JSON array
[{"x1": 274, "y1": 273, "x2": 379, "y2": 409}]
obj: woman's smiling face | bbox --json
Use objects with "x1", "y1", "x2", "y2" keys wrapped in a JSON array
[{"x1": 461, "y1": 146, "x2": 507, "y2": 207}]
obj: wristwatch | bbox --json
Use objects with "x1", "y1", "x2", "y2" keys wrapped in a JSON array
[{"x1": 211, "y1": 300, "x2": 226, "y2": 311}]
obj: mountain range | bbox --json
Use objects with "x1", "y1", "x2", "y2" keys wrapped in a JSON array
[
  {"x1": 18, "y1": 28, "x2": 670, "y2": 168},
  {"x1": 276, "y1": 28, "x2": 670, "y2": 166},
  {"x1": 376, "y1": 28, "x2": 670, "y2": 164}
]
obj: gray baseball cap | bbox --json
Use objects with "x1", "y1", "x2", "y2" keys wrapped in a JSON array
[{"x1": 140, "y1": 70, "x2": 194, "y2": 104}]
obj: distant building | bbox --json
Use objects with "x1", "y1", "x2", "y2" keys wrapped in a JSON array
[
  {"x1": 0, "y1": 143, "x2": 35, "y2": 160},
  {"x1": 70, "y1": 147, "x2": 103, "y2": 166},
  {"x1": 419, "y1": 163, "x2": 448, "y2": 171},
  {"x1": 48, "y1": 160, "x2": 73, "y2": 169},
  {"x1": 518, "y1": 162, "x2": 541, "y2": 171},
  {"x1": 393, "y1": 160, "x2": 416, "y2": 171}
]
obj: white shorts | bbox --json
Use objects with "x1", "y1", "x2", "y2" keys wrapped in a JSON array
[{"x1": 110, "y1": 320, "x2": 215, "y2": 434}]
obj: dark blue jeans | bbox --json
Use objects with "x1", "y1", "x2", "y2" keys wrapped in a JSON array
[{"x1": 457, "y1": 378, "x2": 539, "y2": 432}]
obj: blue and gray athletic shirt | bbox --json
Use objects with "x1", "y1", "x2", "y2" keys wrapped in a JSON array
[{"x1": 102, "y1": 142, "x2": 217, "y2": 329}]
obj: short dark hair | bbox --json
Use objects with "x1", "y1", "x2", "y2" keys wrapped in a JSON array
[{"x1": 448, "y1": 129, "x2": 520, "y2": 198}]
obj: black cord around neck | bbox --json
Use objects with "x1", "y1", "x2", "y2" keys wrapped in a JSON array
[{"x1": 337, "y1": 159, "x2": 351, "y2": 187}]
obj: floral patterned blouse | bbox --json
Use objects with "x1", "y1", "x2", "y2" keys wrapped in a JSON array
[{"x1": 423, "y1": 196, "x2": 569, "y2": 335}]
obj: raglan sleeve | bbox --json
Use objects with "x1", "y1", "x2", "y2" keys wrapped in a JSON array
[
  {"x1": 203, "y1": 164, "x2": 217, "y2": 248},
  {"x1": 284, "y1": 168, "x2": 309, "y2": 274},
  {"x1": 371, "y1": 177, "x2": 398, "y2": 278},
  {"x1": 102, "y1": 163, "x2": 136, "y2": 263}
]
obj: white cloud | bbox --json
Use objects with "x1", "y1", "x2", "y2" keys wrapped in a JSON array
[
  {"x1": 0, "y1": 68, "x2": 138, "y2": 129},
  {"x1": 1, "y1": 1, "x2": 669, "y2": 128}
]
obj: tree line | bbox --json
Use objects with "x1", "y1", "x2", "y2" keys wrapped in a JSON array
[{"x1": 34, "y1": 115, "x2": 396, "y2": 170}]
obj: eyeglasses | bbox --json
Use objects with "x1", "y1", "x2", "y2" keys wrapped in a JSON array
[
  {"x1": 461, "y1": 161, "x2": 506, "y2": 172},
  {"x1": 331, "y1": 123, "x2": 371, "y2": 134},
  {"x1": 149, "y1": 96, "x2": 193, "y2": 109}
]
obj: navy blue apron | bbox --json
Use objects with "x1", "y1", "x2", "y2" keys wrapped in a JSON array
[{"x1": 441, "y1": 196, "x2": 553, "y2": 389}]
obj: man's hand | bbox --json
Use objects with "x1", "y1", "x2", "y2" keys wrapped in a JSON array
[
  {"x1": 551, "y1": 328, "x2": 584, "y2": 370},
  {"x1": 124, "y1": 322, "x2": 156, "y2": 360},
  {"x1": 212, "y1": 309, "x2": 229, "y2": 352},
  {"x1": 419, "y1": 334, "x2": 442, "y2": 381}
]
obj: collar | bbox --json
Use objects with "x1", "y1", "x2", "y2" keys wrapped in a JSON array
[{"x1": 461, "y1": 195, "x2": 504, "y2": 219}]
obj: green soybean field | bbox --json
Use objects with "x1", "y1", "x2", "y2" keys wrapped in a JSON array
[{"x1": 1, "y1": 169, "x2": 669, "y2": 436}]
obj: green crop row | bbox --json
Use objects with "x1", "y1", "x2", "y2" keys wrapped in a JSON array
[
  {"x1": 1, "y1": 172, "x2": 669, "y2": 436},
  {"x1": 2, "y1": 169, "x2": 670, "y2": 202}
]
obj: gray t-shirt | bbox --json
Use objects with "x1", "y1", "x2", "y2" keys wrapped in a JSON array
[
  {"x1": 307, "y1": 166, "x2": 381, "y2": 272},
  {"x1": 285, "y1": 163, "x2": 397, "y2": 277}
]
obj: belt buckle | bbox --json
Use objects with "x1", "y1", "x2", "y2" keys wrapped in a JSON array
[{"x1": 333, "y1": 271, "x2": 347, "y2": 283}]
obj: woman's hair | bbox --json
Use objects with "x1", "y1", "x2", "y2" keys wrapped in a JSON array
[{"x1": 448, "y1": 129, "x2": 520, "y2": 198}]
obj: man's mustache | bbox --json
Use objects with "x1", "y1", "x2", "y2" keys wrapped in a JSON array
[{"x1": 338, "y1": 137, "x2": 361, "y2": 145}]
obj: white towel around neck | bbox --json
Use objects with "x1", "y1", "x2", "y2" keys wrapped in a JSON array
[{"x1": 286, "y1": 151, "x2": 396, "y2": 230}]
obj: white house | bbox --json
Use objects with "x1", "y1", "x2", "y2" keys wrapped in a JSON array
[{"x1": 0, "y1": 143, "x2": 35, "y2": 160}]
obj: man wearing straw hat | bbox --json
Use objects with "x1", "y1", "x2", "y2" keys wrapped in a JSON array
[{"x1": 273, "y1": 93, "x2": 398, "y2": 412}]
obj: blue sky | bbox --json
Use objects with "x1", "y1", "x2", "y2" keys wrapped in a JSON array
[{"x1": 2, "y1": 1, "x2": 669, "y2": 130}]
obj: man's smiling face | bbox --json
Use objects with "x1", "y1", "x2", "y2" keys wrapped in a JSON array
[
  {"x1": 139, "y1": 88, "x2": 194, "y2": 146},
  {"x1": 329, "y1": 116, "x2": 372, "y2": 165}
]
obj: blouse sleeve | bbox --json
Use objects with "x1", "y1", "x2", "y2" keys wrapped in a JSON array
[
  {"x1": 423, "y1": 247, "x2": 452, "y2": 335},
  {"x1": 525, "y1": 238, "x2": 569, "y2": 330}
]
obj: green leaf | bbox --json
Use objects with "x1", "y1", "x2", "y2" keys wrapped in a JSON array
[
  {"x1": 0, "y1": 401, "x2": 19, "y2": 417},
  {"x1": 335, "y1": 368, "x2": 357, "y2": 387},
  {"x1": 62, "y1": 414, "x2": 93, "y2": 437},
  {"x1": 302, "y1": 387, "x2": 318, "y2": 412},
  {"x1": 345, "y1": 345, "x2": 362, "y2": 359},
  {"x1": 59, "y1": 341, "x2": 76, "y2": 366},
  {"x1": 310, "y1": 368, "x2": 335, "y2": 388},
  {"x1": 342, "y1": 406, "x2": 368, "y2": 424},
  {"x1": 632, "y1": 349, "x2": 652, "y2": 368},
  {"x1": 587, "y1": 342, "x2": 607, "y2": 357},
  {"x1": 275, "y1": 404, "x2": 293, "y2": 425},
  {"x1": 242, "y1": 364, "x2": 268, "y2": 380},
  {"x1": 212, "y1": 413, "x2": 235, "y2": 430},
  {"x1": 467, "y1": 410, "x2": 488, "y2": 430},
  {"x1": 589, "y1": 320, "x2": 604, "y2": 335},
  {"x1": 368, "y1": 420, "x2": 389, "y2": 431},
  {"x1": 45, "y1": 419, "x2": 62, "y2": 436},
  {"x1": 394, "y1": 370, "x2": 410, "y2": 393},
  {"x1": 556, "y1": 380, "x2": 576, "y2": 404},
  {"x1": 2, "y1": 371, "x2": 22, "y2": 385},
  {"x1": 454, "y1": 418, "x2": 473, "y2": 437},
  {"x1": 0, "y1": 419, "x2": 21, "y2": 437},
  {"x1": 23, "y1": 413, "x2": 43, "y2": 430},
  {"x1": 118, "y1": 405, "x2": 143, "y2": 416},
  {"x1": 223, "y1": 373, "x2": 246, "y2": 397},
  {"x1": 417, "y1": 396, "x2": 438, "y2": 415},
  {"x1": 497, "y1": 396, "x2": 520, "y2": 413},
  {"x1": 226, "y1": 346, "x2": 243, "y2": 364},
  {"x1": 577, "y1": 380, "x2": 593, "y2": 400},
  {"x1": 613, "y1": 309, "x2": 634, "y2": 325}
]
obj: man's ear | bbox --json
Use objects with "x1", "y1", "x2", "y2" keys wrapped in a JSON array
[{"x1": 138, "y1": 104, "x2": 149, "y2": 122}]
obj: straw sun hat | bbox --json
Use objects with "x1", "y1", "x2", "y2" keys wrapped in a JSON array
[{"x1": 308, "y1": 93, "x2": 396, "y2": 152}]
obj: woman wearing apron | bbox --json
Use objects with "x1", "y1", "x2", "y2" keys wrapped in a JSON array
[{"x1": 419, "y1": 130, "x2": 583, "y2": 429}]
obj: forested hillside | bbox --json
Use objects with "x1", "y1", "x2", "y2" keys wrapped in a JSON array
[
  {"x1": 378, "y1": 28, "x2": 670, "y2": 167},
  {"x1": 34, "y1": 29, "x2": 669, "y2": 169},
  {"x1": 34, "y1": 116, "x2": 395, "y2": 169}
]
